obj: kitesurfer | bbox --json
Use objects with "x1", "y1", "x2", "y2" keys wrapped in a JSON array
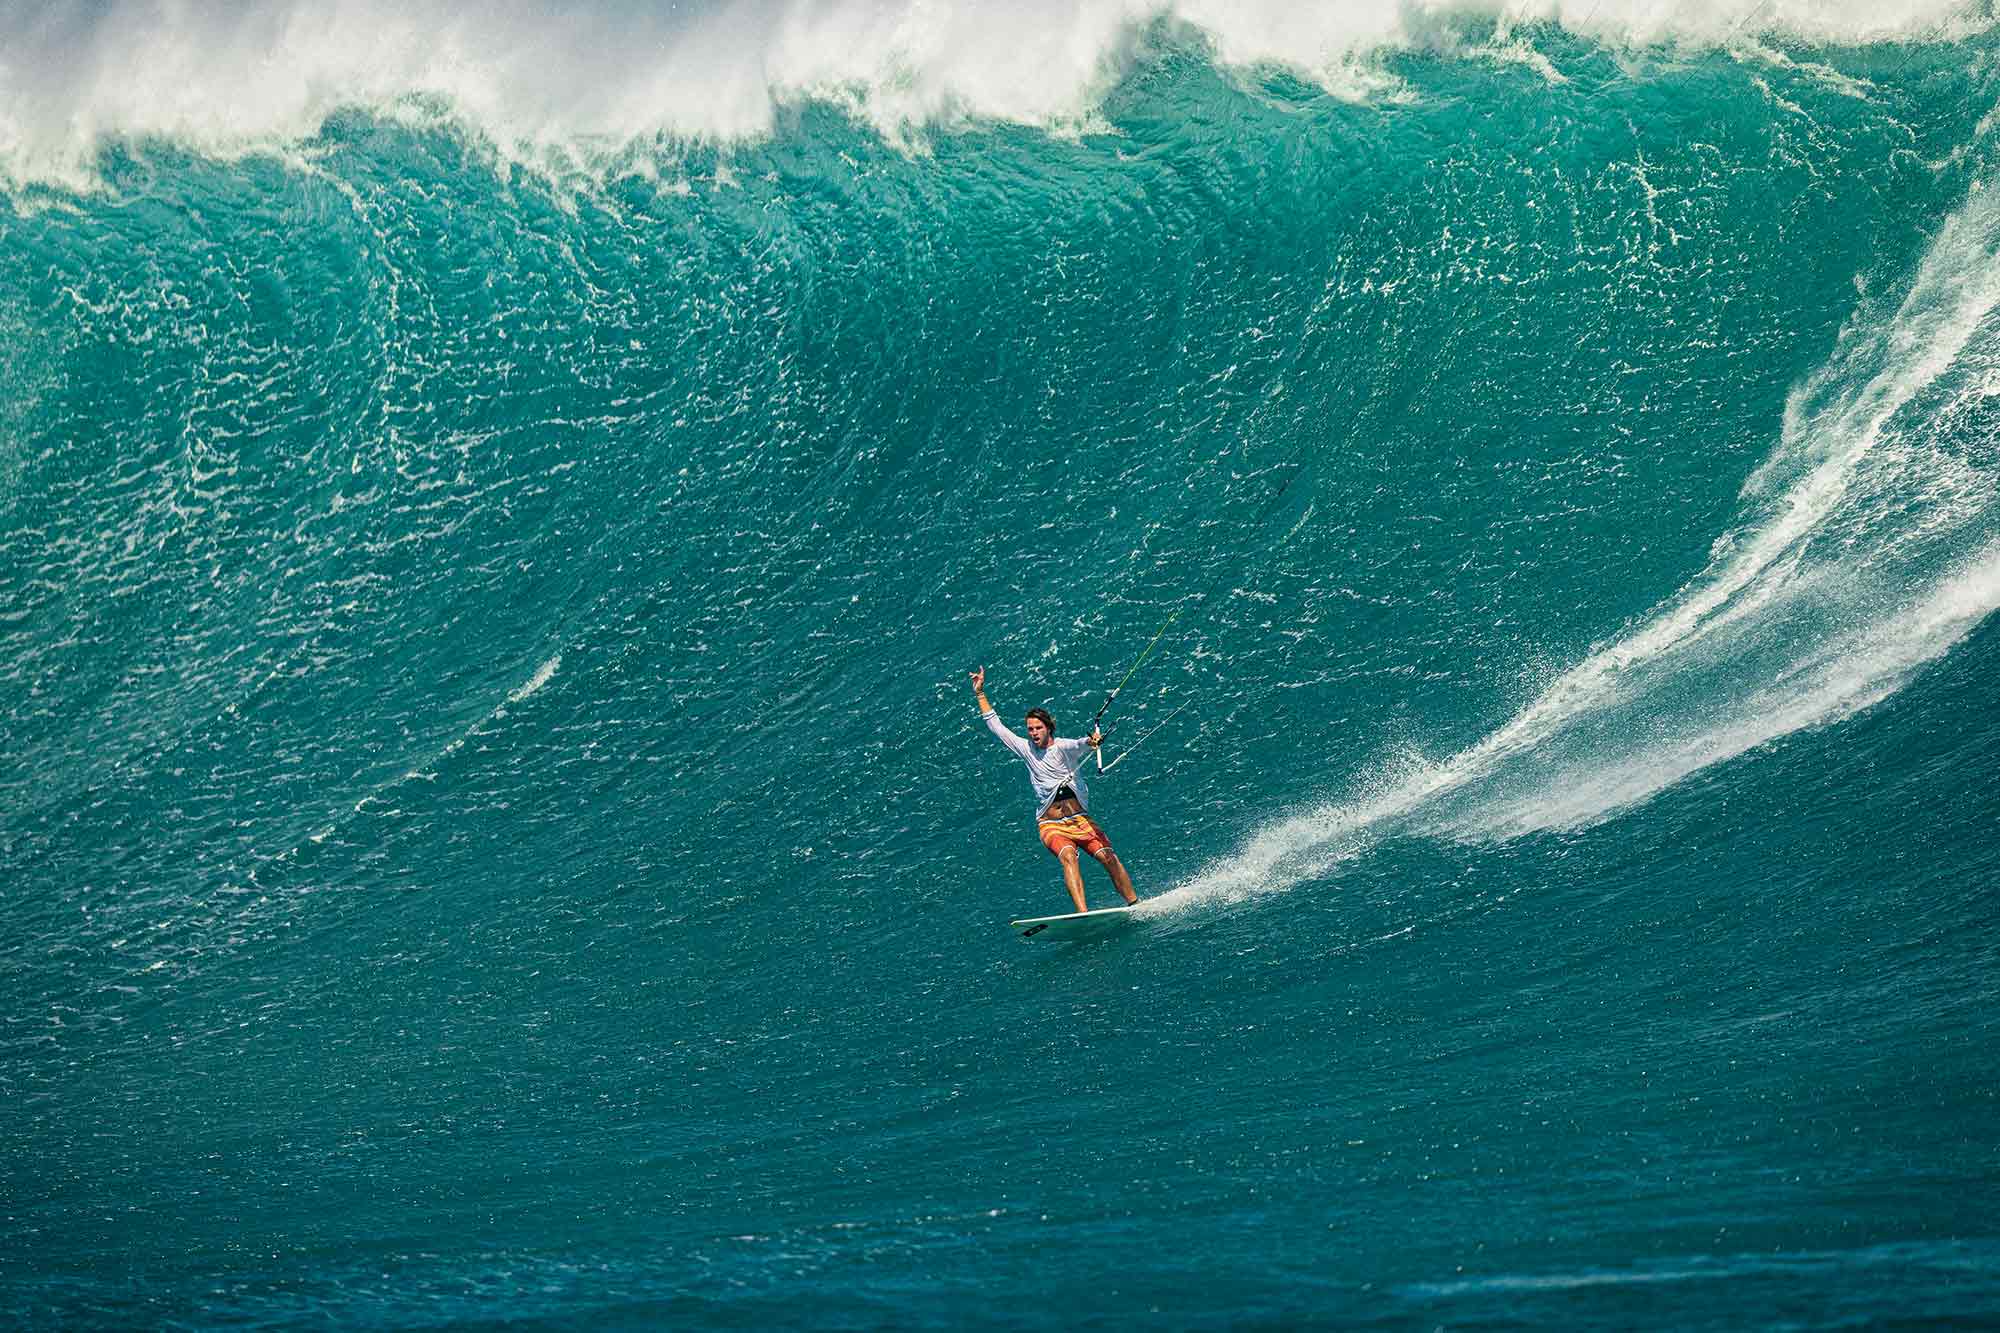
[{"x1": 970, "y1": 666, "x2": 1140, "y2": 912}]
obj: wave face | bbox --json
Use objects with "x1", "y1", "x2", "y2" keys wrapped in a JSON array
[{"x1": 5, "y1": 7, "x2": 2000, "y2": 1327}]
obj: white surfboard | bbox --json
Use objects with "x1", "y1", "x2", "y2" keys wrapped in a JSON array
[{"x1": 1010, "y1": 905, "x2": 1140, "y2": 940}]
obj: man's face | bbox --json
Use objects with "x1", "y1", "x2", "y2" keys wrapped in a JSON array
[{"x1": 1025, "y1": 715, "x2": 1052, "y2": 748}]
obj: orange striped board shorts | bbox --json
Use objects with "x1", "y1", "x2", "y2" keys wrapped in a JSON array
[{"x1": 1038, "y1": 810, "x2": 1111, "y2": 858}]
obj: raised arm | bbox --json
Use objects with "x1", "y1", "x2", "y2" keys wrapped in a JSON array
[{"x1": 971, "y1": 666, "x2": 1032, "y2": 760}]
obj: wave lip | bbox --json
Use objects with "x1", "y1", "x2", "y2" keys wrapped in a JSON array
[{"x1": 0, "y1": 0, "x2": 1982, "y2": 187}]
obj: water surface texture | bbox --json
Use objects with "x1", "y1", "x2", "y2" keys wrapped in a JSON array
[{"x1": 5, "y1": 2, "x2": 2000, "y2": 1326}]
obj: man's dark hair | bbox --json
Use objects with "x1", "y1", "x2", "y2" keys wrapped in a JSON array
[{"x1": 1025, "y1": 707, "x2": 1055, "y2": 733}]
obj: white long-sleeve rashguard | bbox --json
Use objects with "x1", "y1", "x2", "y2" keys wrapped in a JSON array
[{"x1": 983, "y1": 709, "x2": 1092, "y2": 820}]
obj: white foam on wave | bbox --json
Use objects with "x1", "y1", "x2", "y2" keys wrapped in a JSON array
[
  {"x1": 0, "y1": 0, "x2": 1978, "y2": 188},
  {"x1": 1148, "y1": 170, "x2": 2000, "y2": 914},
  {"x1": 1447, "y1": 540, "x2": 2000, "y2": 840},
  {"x1": 509, "y1": 653, "x2": 562, "y2": 704},
  {"x1": 261, "y1": 648, "x2": 563, "y2": 866}
]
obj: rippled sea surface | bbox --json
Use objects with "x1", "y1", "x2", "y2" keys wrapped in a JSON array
[{"x1": 5, "y1": 5, "x2": 1999, "y2": 1326}]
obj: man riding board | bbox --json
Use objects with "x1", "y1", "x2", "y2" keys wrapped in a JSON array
[{"x1": 970, "y1": 666, "x2": 1140, "y2": 912}]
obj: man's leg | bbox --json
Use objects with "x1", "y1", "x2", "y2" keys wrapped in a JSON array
[
  {"x1": 1090, "y1": 846, "x2": 1139, "y2": 905},
  {"x1": 1057, "y1": 846, "x2": 1088, "y2": 912}
]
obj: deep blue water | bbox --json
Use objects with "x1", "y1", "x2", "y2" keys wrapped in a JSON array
[{"x1": 4, "y1": 7, "x2": 1999, "y2": 1327}]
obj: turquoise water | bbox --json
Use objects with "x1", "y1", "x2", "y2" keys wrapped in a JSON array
[{"x1": 5, "y1": 5, "x2": 2000, "y2": 1326}]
